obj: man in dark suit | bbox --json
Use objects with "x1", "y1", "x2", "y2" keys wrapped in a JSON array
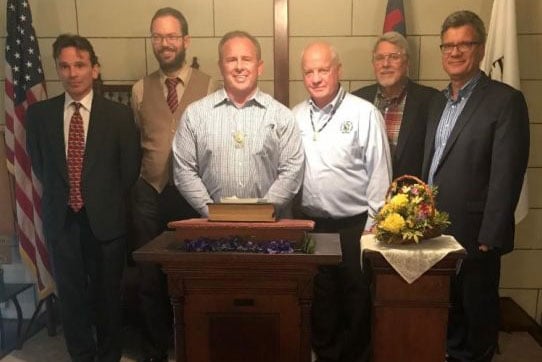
[
  {"x1": 422, "y1": 11, "x2": 529, "y2": 362},
  {"x1": 26, "y1": 34, "x2": 140, "y2": 362},
  {"x1": 353, "y1": 31, "x2": 439, "y2": 178}
]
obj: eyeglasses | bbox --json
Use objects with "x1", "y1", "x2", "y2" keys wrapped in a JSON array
[
  {"x1": 373, "y1": 52, "x2": 404, "y2": 63},
  {"x1": 150, "y1": 34, "x2": 185, "y2": 44},
  {"x1": 439, "y1": 41, "x2": 480, "y2": 54}
]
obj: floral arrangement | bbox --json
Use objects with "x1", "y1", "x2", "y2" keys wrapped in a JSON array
[
  {"x1": 373, "y1": 175, "x2": 450, "y2": 244},
  {"x1": 184, "y1": 235, "x2": 315, "y2": 254}
]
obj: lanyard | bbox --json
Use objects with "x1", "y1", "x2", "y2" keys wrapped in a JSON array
[{"x1": 310, "y1": 89, "x2": 346, "y2": 141}]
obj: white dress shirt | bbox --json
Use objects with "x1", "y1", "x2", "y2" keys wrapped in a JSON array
[
  {"x1": 63, "y1": 90, "x2": 93, "y2": 156},
  {"x1": 292, "y1": 87, "x2": 392, "y2": 229}
]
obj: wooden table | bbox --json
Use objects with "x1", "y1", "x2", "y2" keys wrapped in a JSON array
[
  {"x1": 363, "y1": 250, "x2": 464, "y2": 362},
  {"x1": 133, "y1": 231, "x2": 341, "y2": 362}
]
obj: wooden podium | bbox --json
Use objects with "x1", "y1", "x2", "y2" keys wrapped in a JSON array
[
  {"x1": 363, "y1": 250, "x2": 464, "y2": 362},
  {"x1": 133, "y1": 223, "x2": 341, "y2": 362}
]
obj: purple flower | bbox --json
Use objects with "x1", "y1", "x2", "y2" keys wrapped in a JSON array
[{"x1": 185, "y1": 236, "x2": 296, "y2": 254}]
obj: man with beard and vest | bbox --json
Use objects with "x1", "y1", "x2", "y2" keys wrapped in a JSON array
[{"x1": 130, "y1": 7, "x2": 215, "y2": 362}]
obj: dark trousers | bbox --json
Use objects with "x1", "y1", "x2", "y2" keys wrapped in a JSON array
[
  {"x1": 50, "y1": 208, "x2": 125, "y2": 362},
  {"x1": 447, "y1": 252, "x2": 501, "y2": 362},
  {"x1": 130, "y1": 178, "x2": 199, "y2": 355},
  {"x1": 305, "y1": 212, "x2": 370, "y2": 362}
]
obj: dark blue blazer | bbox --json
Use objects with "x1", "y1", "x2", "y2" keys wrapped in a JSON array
[
  {"x1": 421, "y1": 72, "x2": 529, "y2": 255},
  {"x1": 26, "y1": 93, "x2": 140, "y2": 241}
]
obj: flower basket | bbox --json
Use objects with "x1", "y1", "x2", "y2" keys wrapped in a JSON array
[{"x1": 374, "y1": 175, "x2": 450, "y2": 244}]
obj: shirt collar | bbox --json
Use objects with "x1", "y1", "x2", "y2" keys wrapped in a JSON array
[
  {"x1": 444, "y1": 70, "x2": 482, "y2": 102},
  {"x1": 158, "y1": 62, "x2": 190, "y2": 86},
  {"x1": 213, "y1": 87, "x2": 266, "y2": 108},
  {"x1": 375, "y1": 80, "x2": 407, "y2": 104},
  {"x1": 309, "y1": 85, "x2": 344, "y2": 113},
  {"x1": 64, "y1": 90, "x2": 93, "y2": 112}
]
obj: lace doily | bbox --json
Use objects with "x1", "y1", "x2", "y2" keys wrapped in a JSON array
[{"x1": 361, "y1": 234, "x2": 465, "y2": 284}]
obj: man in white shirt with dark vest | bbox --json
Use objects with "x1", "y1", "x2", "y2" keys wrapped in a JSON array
[
  {"x1": 292, "y1": 41, "x2": 391, "y2": 362},
  {"x1": 130, "y1": 7, "x2": 214, "y2": 362}
]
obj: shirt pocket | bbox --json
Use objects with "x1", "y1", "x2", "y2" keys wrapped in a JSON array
[{"x1": 251, "y1": 123, "x2": 279, "y2": 159}]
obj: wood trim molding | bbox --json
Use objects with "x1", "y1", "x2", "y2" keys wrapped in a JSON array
[{"x1": 274, "y1": 0, "x2": 289, "y2": 106}]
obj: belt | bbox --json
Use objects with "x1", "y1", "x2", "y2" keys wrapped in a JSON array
[{"x1": 306, "y1": 211, "x2": 367, "y2": 225}]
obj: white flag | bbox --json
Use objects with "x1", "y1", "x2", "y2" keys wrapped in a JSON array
[{"x1": 481, "y1": 0, "x2": 529, "y2": 223}]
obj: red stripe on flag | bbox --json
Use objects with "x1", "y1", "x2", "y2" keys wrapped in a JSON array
[
  {"x1": 30, "y1": 181, "x2": 51, "y2": 273},
  {"x1": 4, "y1": 81, "x2": 15, "y2": 165},
  {"x1": 14, "y1": 105, "x2": 27, "y2": 131},
  {"x1": 384, "y1": 9, "x2": 404, "y2": 33},
  {"x1": 13, "y1": 146, "x2": 49, "y2": 292},
  {"x1": 17, "y1": 230, "x2": 45, "y2": 290},
  {"x1": 25, "y1": 90, "x2": 39, "y2": 104},
  {"x1": 17, "y1": 231, "x2": 37, "y2": 268},
  {"x1": 14, "y1": 180, "x2": 33, "y2": 220},
  {"x1": 32, "y1": 186, "x2": 42, "y2": 215},
  {"x1": 5, "y1": 79, "x2": 14, "y2": 99},
  {"x1": 13, "y1": 186, "x2": 38, "y2": 266},
  {"x1": 13, "y1": 131, "x2": 32, "y2": 182},
  {"x1": 4, "y1": 114, "x2": 15, "y2": 166}
]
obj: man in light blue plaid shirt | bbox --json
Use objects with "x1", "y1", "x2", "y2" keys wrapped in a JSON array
[{"x1": 172, "y1": 31, "x2": 304, "y2": 217}]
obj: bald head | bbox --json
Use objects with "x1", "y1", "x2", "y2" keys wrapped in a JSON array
[
  {"x1": 301, "y1": 42, "x2": 342, "y2": 108},
  {"x1": 301, "y1": 42, "x2": 341, "y2": 68}
]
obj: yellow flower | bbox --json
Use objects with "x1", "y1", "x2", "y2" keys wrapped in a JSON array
[
  {"x1": 411, "y1": 196, "x2": 423, "y2": 204},
  {"x1": 379, "y1": 203, "x2": 392, "y2": 215},
  {"x1": 379, "y1": 213, "x2": 406, "y2": 233},
  {"x1": 390, "y1": 194, "x2": 409, "y2": 209}
]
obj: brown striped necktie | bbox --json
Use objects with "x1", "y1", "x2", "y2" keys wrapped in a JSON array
[
  {"x1": 166, "y1": 77, "x2": 180, "y2": 113},
  {"x1": 67, "y1": 102, "x2": 85, "y2": 212}
]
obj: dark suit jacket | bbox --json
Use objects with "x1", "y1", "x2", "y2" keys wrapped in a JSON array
[
  {"x1": 353, "y1": 79, "x2": 440, "y2": 178},
  {"x1": 26, "y1": 93, "x2": 140, "y2": 241},
  {"x1": 421, "y1": 72, "x2": 529, "y2": 255}
]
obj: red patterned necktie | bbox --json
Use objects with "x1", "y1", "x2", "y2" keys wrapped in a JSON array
[
  {"x1": 67, "y1": 102, "x2": 85, "y2": 212},
  {"x1": 166, "y1": 77, "x2": 180, "y2": 113}
]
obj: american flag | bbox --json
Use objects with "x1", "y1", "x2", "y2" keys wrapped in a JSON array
[
  {"x1": 383, "y1": 0, "x2": 406, "y2": 36},
  {"x1": 4, "y1": 0, "x2": 55, "y2": 299}
]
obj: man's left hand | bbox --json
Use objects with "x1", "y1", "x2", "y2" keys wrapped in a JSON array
[{"x1": 478, "y1": 244, "x2": 491, "y2": 252}]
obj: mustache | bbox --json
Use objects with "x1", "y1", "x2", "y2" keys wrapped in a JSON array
[{"x1": 158, "y1": 46, "x2": 177, "y2": 53}]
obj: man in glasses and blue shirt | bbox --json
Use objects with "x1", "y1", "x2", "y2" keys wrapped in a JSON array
[{"x1": 423, "y1": 10, "x2": 529, "y2": 362}]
